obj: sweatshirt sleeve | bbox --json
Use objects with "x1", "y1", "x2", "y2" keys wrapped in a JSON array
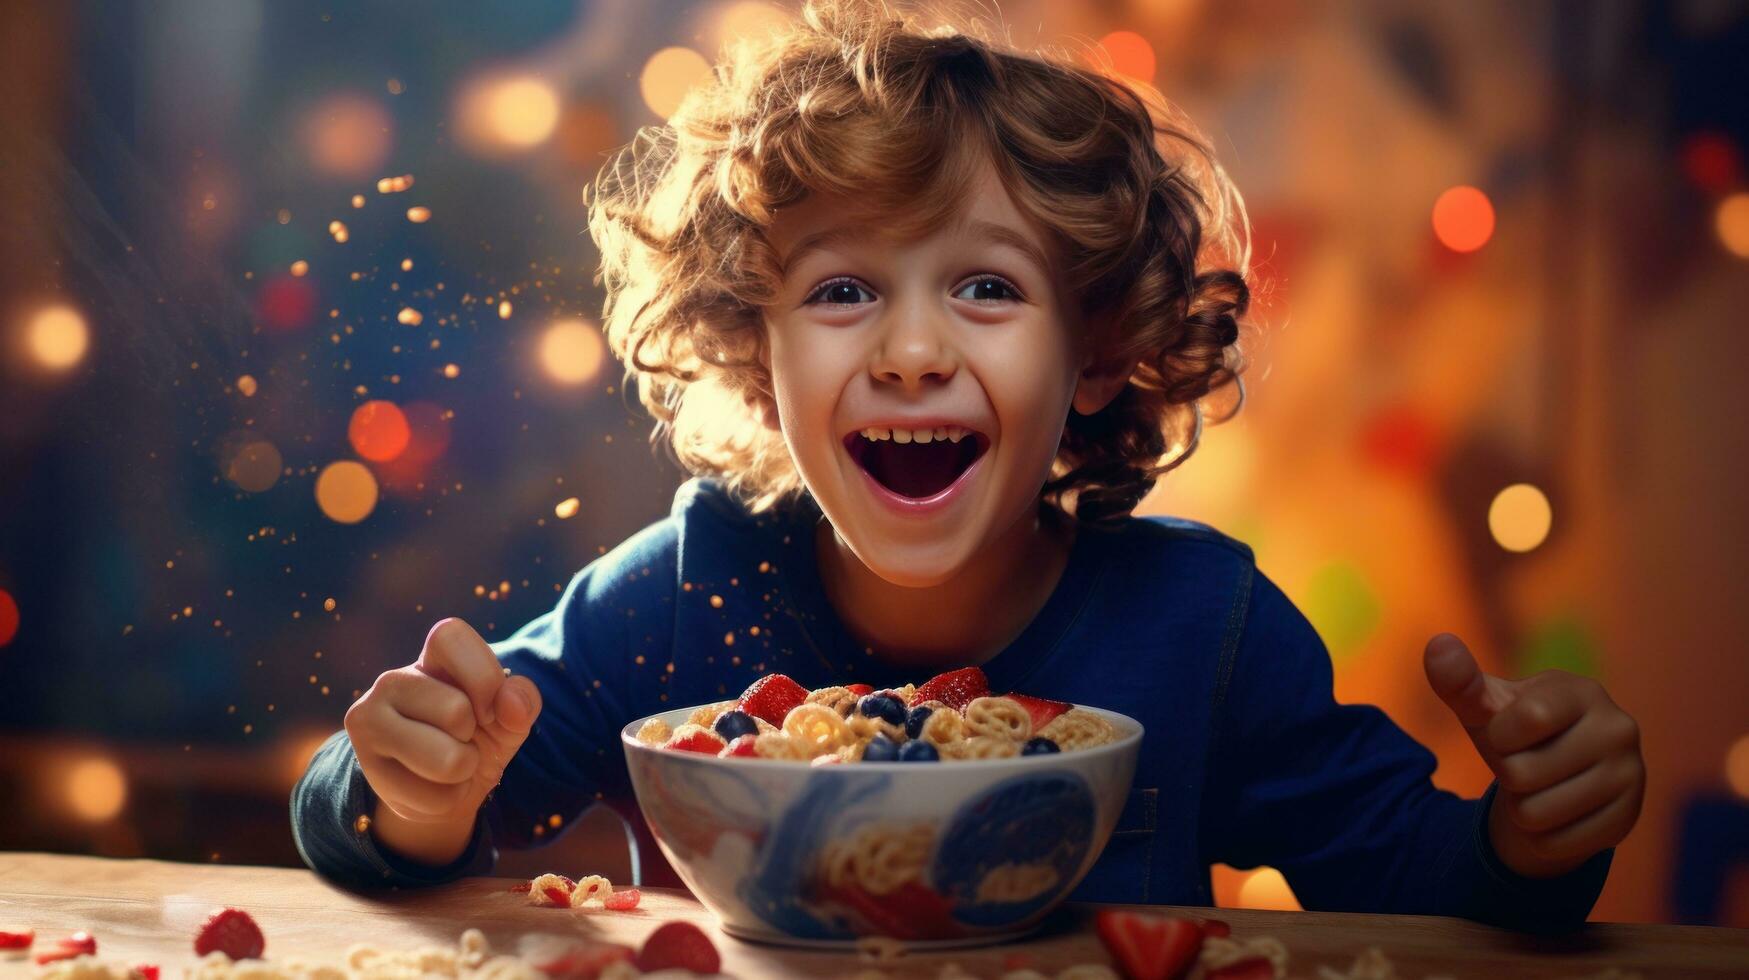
[
  {"x1": 1200, "y1": 568, "x2": 1611, "y2": 931},
  {"x1": 291, "y1": 544, "x2": 661, "y2": 890}
]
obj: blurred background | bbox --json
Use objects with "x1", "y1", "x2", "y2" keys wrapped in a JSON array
[{"x1": 1, "y1": 0, "x2": 1745, "y2": 927}]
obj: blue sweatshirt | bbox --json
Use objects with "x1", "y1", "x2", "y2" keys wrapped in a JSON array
[{"x1": 292, "y1": 477, "x2": 1610, "y2": 930}]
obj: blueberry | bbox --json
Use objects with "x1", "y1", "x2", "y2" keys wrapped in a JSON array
[
  {"x1": 856, "y1": 693, "x2": 906, "y2": 726},
  {"x1": 1022, "y1": 737, "x2": 1060, "y2": 756},
  {"x1": 862, "y1": 734, "x2": 900, "y2": 762},
  {"x1": 713, "y1": 710, "x2": 758, "y2": 741},
  {"x1": 898, "y1": 740, "x2": 939, "y2": 762},
  {"x1": 904, "y1": 705, "x2": 933, "y2": 739}
]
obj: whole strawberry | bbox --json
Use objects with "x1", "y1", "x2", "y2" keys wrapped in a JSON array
[
  {"x1": 193, "y1": 908, "x2": 264, "y2": 961},
  {"x1": 913, "y1": 667, "x2": 990, "y2": 711}
]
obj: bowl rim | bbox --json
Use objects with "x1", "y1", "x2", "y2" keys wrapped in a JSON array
[{"x1": 621, "y1": 700, "x2": 1143, "y2": 770}]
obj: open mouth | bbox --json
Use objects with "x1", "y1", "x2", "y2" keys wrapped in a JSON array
[{"x1": 843, "y1": 427, "x2": 990, "y2": 500}]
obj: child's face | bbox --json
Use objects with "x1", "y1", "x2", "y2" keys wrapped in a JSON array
[{"x1": 761, "y1": 161, "x2": 1113, "y2": 588}]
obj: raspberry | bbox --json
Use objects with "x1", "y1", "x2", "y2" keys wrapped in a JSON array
[{"x1": 193, "y1": 908, "x2": 265, "y2": 961}]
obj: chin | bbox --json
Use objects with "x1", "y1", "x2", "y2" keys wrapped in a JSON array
[{"x1": 835, "y1": 526, "x2": 977, "y2": 590}]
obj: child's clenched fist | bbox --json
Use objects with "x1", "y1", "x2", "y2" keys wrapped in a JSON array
[
  {"x1": 1424, "y1": 632, "x2": 1645, "y2": 879},
  {"x1": 344, "y1": 619, "x2": 541, "y2": 860}
]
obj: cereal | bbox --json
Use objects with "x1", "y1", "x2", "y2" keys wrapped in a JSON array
[
  {"x1": 965, "y1": 696, "x2": 1032, "y2": 742},
  {"x1": 1037, "y1": 708, "x2": 1117, "y2": 751},
  {"x1": 567, "y1": 874, "x2": 613, "y2": 907},
  {"x1": 643, "y1": 668, "x2": 1121, "y2": 762},
  {"x1": 974, "y1": 861, "x2": 1059, "y2": 903},
  {"x1": 821, "y1": 822, "x2": 934, "y2": 895},
  {"x1": 634, "y1": 717, "x2": 671, "y2": 745}
]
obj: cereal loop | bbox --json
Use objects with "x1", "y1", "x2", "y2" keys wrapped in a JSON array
[
  {"x1": 754, "y1": 731, "x2": 809, "y2": 759},
  {"x1": 965, "y1": 696, "x2": 1032, "y2": 742},
  {"x1": 1038, "y1": 708, "x2": 1118, "y2": 750},
  {"x1": 784, "y1": 702, "x2": 853, "y2": 756},
  {"x1": 821, "y1": 823, "x2": 933, "y2": 895},
  {"x1": 634, "y1": 717, "x2": 671, "y2": 745},
  {"x1": 919, "y1": 707, "x2": 968, "y2": 746},
  {"x1": 686, "y1": 700, "x2": 734, "y2": 728},
  {"x1": 847, "y1": 712, "x2": 905, "y2": 743},
  {"x1": 956, "y1": 735, "x2": 1019, "y2": 760},
  {"x1": 568, "y1": 874, "x2": 613, "y2": 907},
  {"x1": 806, "y1": 685, "x2": 858, "y2": 715}
]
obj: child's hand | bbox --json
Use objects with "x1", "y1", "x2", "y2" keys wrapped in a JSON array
[
  {"x1": 1423, "y1": 632, "x2": 1644, "y2": 879},
  {"x1": 345, "y1": 618, "x2": 542, "y2": 826}
]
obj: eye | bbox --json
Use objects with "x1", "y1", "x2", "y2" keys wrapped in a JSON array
[
  {"x1": 804, "y1": 277, "x2": 876, "y2": 307},
  {"x1": 952, "y1": 275, "x2": 1023, "y2": 303}
]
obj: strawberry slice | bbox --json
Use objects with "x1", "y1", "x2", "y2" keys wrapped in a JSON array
[
  {"x1": 1206, "y1": 958, "x2": 1274, "y2": 980},
  {"x1": 193, "y1": 908, "x2": 265, "y2": 961},
  {"x1": 603, "y1": 888, "x2": 642, "y2": 912},
  {"x1": 913, "y1": 667, "x2": 989, "y2": 711},
  {"x1": 135, "y1": 966, "x2": 161, "y2": 980},
  {"x1": 535, "y1": 942, "x2": 634, "y2": 978},
  {"x1": 1095, "y1": 909, "x2": 1203, "y2": 980},
  {"x1": 736, "y1": 673, "x2": 809, "y2": 726},
  {"x1": 846, "y1": 683, "x2": 873, "y2": 696},
  {"x1": 633, "y1": 921, "x2": 720, "y2": 975},
  {"x1": 0, "y1": 928, "x2": 33, "y2": 950},
  {"x1": 1198, "y1": 918, "x2": 1231, "y2": 938},
  {"x1": 666, "y1": 728, "x2": 726, "y2": 754},
  {"x1": 34, "y1": 932, "x2": 96, "y2": 965},
  {"x1": 719, "y1": 734, "x2": 759, "y2": 758},
  {"x1": 1006, "y1": 693, "x2": 1072, "y2": 731}
]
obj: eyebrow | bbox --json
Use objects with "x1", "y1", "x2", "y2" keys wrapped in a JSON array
[{"x1": 779, "y1": 218, "x2": 1055, "y2": 280}]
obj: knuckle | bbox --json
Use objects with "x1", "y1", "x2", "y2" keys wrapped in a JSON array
[{"x1": 1497, "y1": 758, "x2": 1533, "y2": 794}]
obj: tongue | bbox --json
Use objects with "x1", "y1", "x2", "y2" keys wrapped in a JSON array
[{"x1": 863, "y1": 439, "x2": 971, "y2": 499}]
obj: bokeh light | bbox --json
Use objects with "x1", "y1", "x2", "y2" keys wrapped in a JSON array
[
  {"x1": 640, "y1": 47, "x2": 712, "y2": 118},
  {"x1": 407, "y1": 206, "x2": 431, "y2": 224},
  {"x1": 0, "y1": 587, "x2": 18, "y2": 646},
  {"x1": 1488, "y1": 483, "x2": 1553, "y2": 553},
  {"x1": 1237, "y1": 867, "x2": 1301, "y2": 910},
  {"x1": 1715, "y1": 193, "x2": 1749, "y2": 259},
  {"x1": 1432, "y1": 185, "x2": 1495, "y2": 253},
  {"x1": 63, "y1": 756, "x2": 127, "y2": 824},
  {"x1": 299, "y1": 92, "x2": 393, "y2": 181},
  {"x1": 715, "y1": 1, "x2": 790, "y2": 48},
  {"x1": 315, "y1": 460, "x2": 379, "y2": 524},
  {"x1": 539, "y1": 318, "x2": 606, "y2": 385},
  {"x1": 457, "y1": 75, "x2": 561, "y2": 152},
  {"x1": 25, "y1": 304, "x2": 90, "y2": 371},
  {"x1": 348, "y1": 401, "x2": 411, "y2": 462},
  {"x1": 1727, "y1": 734, "x2": 1749, "y2": 800},
  {"x1": 1096, "y1": 30, "x2": 1156, "y2": 83},
  {"x1": 224, "y1": 439, "x2": 284, "y2": 494},
  {"x1": 1680, "y1": 132, "x2": 1741, "y2": 196},
  {"x1": 256, "y1": 276, "x2": 317, "y2": 331},
  {"x1": 282, "y1": 731, "x2": 334, "y2": 791}
]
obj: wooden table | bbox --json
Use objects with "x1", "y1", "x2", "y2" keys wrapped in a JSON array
[{"x1": 1, "y1": 854, "x2": 1744, "y2": 978}]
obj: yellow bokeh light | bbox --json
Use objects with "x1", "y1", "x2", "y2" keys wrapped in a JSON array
[
  {"x1": 489, "y1": 77, "x2": 561, "y2": 148},
  {"x1": 555, "y1": 496, "x2": 581, "y2": 519},
  {"x1": 1717, "y1": 193, "x2": 1749, "y2": 259},
  {"x1": 1237, "y1": 867, "x2": 1301, "y2": 911},
  {"x1": 640, "y1": 47, "x2": 712, "y2": 119},
  {"x1": 1726, "y1": 734, "x2": 1749, "y2": 799},
  {"x1": 1488, "y1": 483, "x2": 1553, "y2": 553},
  {"x1": 716, "y1": 2, "x2": 790, "y2": 47},
  {"x1": 226, "y1": 439, "x2": 283, "y2": 493},
  {"x1": 26, "y1": 305, "x2": 90, "y2": 371},
  {"x1": 315, "y1": 460, "x2": 379, "y2": 524},
  {"x1": 539, "y1": 319, "x2": 606, "y2": 385},
  {"x1": 64, "y1": 756, "x2": 127, "y2": 823}
]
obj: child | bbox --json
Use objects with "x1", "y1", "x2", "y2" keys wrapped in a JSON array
[{"x1": 293, "y1": 0, "x2": 1643, "y2": 931}]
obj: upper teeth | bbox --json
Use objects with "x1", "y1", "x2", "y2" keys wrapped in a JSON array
[{"x1": 860, "y1": 425, "x2": 970, "y2": 444}]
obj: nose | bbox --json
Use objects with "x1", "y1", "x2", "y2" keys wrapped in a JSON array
[{"x1": 868, "y1": 300, "x2": 958, "y2": 390}]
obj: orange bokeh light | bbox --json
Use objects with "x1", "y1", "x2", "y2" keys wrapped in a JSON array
[
  {"x1": 1432, "y1": 185, "x2": 1495, "y2": 253},
  {"x1": 0, "y1": 587, "x2": 18, "y2": 646},
  {"x1": 1096, "y1": 31, "x2": 1156, "y2": 84},
  {"x1": 315, "y1": 460, "x2": 380, "y2": 524},
  {"x1": 348, "y1": 400, "x2": 411, "y2": 462},
  {"x1": 300, "y1": 93, "x2": 393, "y2": 181}
]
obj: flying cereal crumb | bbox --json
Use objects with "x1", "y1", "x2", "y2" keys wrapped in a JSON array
[
  {"x1": 442, "y1": 363, "x2": 460, "y2": 378},
  {"x1": 396, "y1": 307, "x2": 423, "y2": 326},
  {"x1": 406, "y1": 206, "x2": 432, "y2": 223},
  {"x1": 290, "y1": 260, "x2": 309, "y2": 277},
  {"x1": 555, "y1": 497, "x2": 581, "y2": 519},
  {"x1": 499, "y1": 300, "x2": 513, "y2": 319},
  {"x1": 351, "y1": 194, "x2": 366, "y2": 208},
  {"x1": 328, "y1": 219, "x2": 349, "y2": 243}
]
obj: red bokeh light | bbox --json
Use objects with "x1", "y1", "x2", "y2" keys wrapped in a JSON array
[
  {"x1": 1680, "y1": 131, "x2": 1742, "y2": 197},
  {"x1": 375, "y1": 401, "x2": 452, "y2": 494},
  {"x1": 347, "y1": 401, "x2": 411, "y2": 462},
  {"x1": 0, "y1": 587, "x2": 18, "y2": 646},
  {"x1": 256, "y1": 276, "x2": 317, "y2": 331},
  {"x1": 1360, "y1": 404, "x2": 1440, "y2": 477},
  {"x1": 1096, "y1": 30, "x2": 1156, "y2": 84},
  {"x1": 1432, "y1": 186, "x2": 1495, "y2": 253}
]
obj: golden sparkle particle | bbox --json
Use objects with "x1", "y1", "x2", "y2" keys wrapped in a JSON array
[
  {"x1": 236, "y1": 374, "x2": 258, "y2": 397},
  {"x1": 709, "y1": 594, "x2": 723, "y2": 608},
  {"x1": 554, "y1": 496, "x2": 580, "y2": 519},
  {"x1": 442, "y1": 363, "x2": 460, "y2": 378},
  {"x1": 406, "y1": 206, "x2": 432, "y2": 223},
  {"x1": 396, "y1": 307, "x2": 423, "y2": 326},
  {"x1": 290, "y1": 260, "x2": 309, "y2": 277}
]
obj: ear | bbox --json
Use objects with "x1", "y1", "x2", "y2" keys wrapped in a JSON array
[{"x1": 1072, "y1": 349, "x2": 1138, "y2": 416}]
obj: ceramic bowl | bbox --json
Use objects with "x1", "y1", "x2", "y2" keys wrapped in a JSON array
[{"x1": 621, "y1": 704, "x2": 1141, "y2": 948}]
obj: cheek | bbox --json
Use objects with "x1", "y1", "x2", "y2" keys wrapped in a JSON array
[
  {"x1": 767, "y1": 327, "x2": 850, "y2": 446},
  {"x1": 978, "y1": 325, "x2": 1078, "y2": 452}
]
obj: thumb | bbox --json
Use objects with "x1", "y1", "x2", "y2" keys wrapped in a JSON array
[
  {"x1": 1423, "y1": 633, "x2": 1514, "y2": 735},
  {"x1": 491, "y1": 674, "x2": 541, "y2": 738}
]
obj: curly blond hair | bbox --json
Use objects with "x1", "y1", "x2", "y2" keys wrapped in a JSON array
[{"x1": 587, "y1": 0, "x2": 1251, "y2": 523}]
